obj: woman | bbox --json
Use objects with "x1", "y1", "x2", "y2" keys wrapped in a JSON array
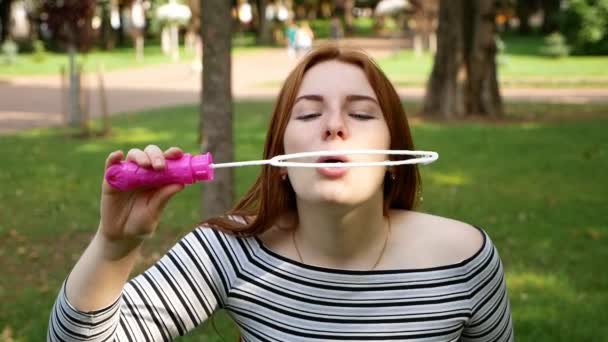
[{"x1": 48, "y1": 45, "x2": 514, "y2": 341}]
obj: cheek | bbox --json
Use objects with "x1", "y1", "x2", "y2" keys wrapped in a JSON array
[
  {"x1": 283, "y1": 122, "x2": 313, "y2": 153},
  {"x1": 361, "y1": 122, "x2": 391, "y2": 150}
]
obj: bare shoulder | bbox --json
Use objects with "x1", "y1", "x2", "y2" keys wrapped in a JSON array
[{"x1": 388, "y1": 210, "x2": 485, "y2": 267}]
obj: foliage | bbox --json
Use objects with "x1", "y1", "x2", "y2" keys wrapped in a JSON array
[
  {"x1": 39, "y1": 0, "x2": 97, "y2": 52},
  {"x1": 31, "y1": 39, "x2": 47, "y2": 63},
  {"x1": 539, "y1": 32, "x2": 570, "y2": 58},
  {"x1": 559, "y1": 0, "x2": 608, "y2": 55},
  {"x1": 1, "y1": 38, "x2": 18, "y2": 64}
]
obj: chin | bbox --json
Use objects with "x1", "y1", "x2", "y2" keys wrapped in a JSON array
[
  {"x1": 308, "y1": 184, "x2": 373, "y2": 207},
  {"x1": 291, "y1": 170, "x2": 385, "y2": 206}
]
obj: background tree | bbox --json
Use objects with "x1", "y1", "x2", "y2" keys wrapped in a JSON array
[
  {"x1": 200, "y1": 0, "x2": 234, "y2": 218},
  {"x1": 560, "y1": 0, "x2": 608, "y2": 55},
  {"x1": 423, "y1": 0, "x2": 502, "y2": 118},
  {"x1": 41, "y1": 0, "x2": 96, "y2": 129},
  {"x1": 0, "y1": 0, "x2": 14, "y2": 44},
  {"x1": 254, "y1": 0, "x2": 273, "y2": 44},
  {"x1": 540, "y1": 0, "x2": 562, "y2": 33},
  {"x1": 514, "y1": 0, "x2": 539, "y2": 34}
]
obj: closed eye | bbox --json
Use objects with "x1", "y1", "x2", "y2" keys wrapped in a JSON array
[
  {"x1": 296, "y1": 113, "x2": 322, "y2": 121},
  {"x1": 349, "y1": 113, "x2": 376, "y2": 120}
]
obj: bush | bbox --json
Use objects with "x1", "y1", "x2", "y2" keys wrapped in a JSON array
[
  {"x1": 1, "y1": 39, "x2": 18, "y2": 64},
  {"x1": 560, "y1": 0, "x2": 608, "y2": 55},
  {"x1": 31, "y1": 40, "x2": 47, "y2": 63},
  {"x1": 540, "y1": 32, "x2": 570, "y2": 58}
]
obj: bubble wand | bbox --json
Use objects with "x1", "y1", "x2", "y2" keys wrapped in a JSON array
[{"x1": 105, "y1": 149, "x2": 439, "y2": 191}]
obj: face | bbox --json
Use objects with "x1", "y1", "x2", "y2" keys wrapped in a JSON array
[{"x1": 283, "y1": 60, "x2": 391, "y2": 206}]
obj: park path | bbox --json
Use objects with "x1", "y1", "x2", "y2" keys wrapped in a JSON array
[{"x1": 1, "y1": 38, "x2": 607, "y2": 135}]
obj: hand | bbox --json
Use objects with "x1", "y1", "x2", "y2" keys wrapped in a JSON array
[{"x1": 98, "y1": 145, "x2": 185, "y2": 250}]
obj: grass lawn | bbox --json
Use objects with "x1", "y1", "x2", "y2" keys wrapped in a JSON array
[
  {"x1": 1, "y1": 100, "x2": 607, "y2": 340},
  {"x1": 0, "y1": 36, "x2": 265, "y2": 78},
  {"x1": 379, "y1": 33, "x2": 608, "y2": 88}
]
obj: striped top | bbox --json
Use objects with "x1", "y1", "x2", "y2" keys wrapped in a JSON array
[{"x1": 48, "y1": 225, "x2": 514, "y2": 341}]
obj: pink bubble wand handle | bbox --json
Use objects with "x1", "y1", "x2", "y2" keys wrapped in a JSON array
[
  {"x1": 105, "y1": 153, "x2": 215, "y2": 191},
  {"x1": 104, "y1": 149, "x2": 439, "y2": 192}
]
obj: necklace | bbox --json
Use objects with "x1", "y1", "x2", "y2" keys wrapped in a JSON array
[{"x1": 292, "y1": 217, "x2": 391, "y2": 270}]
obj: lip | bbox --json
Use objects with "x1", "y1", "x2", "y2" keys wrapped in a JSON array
[{"x1": 315, "y1": 155, "x2": 349, "y2": 179}]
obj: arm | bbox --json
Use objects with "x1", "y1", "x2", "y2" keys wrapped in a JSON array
[
  {"x1": 47, "y1": 145, "x2": 196, "y2": 341},
  {"x1": 461, "y1": 243, "x2": 514, "y2": 342},
  {"x1": 48, "y1": 227, "x2": 229, "y2": 341}
]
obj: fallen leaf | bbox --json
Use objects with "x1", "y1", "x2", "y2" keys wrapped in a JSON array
[
  {"x1": 28, "y1": 250, "x2": 39, "y2": 260},
  {"x1": 586, "y1": 229, "x2": 602, "y2": 240},
  {"x1": 518, "y1": 212, "x2": 527, "y2": 222},
  {"x1": 2, "y1": 325, "x2": 13, "y2": 342}
]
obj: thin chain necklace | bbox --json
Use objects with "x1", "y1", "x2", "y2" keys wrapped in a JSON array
[{"x1": 292, "y1": 217, "x2": 391, "y2": 270}]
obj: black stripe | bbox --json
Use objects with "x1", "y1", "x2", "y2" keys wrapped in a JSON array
[
  {"x1": 58, "y1": 292, "x2": 120, "y2": 328},
  {"x1": 130, "y1": 278, "x2": 171, "y2": 341},
  {"x1": 57, "y1": 303, "x2": 115, "y2": 340},
  {"x1": 119, "y1": 318, "x2": 134, "y2": 342},
  {"x1": 229, "y1": 291, "x2": 470, "y2": 324},
  {"x1": 240, "y1": 237, "x2": 493, "y2": 292},
  {"x1": 155, "y1": 254, "x2": 198, "y2": 327},
  {"x1": 252, "y1": 225, "x2": 489, "y2": 275},
  {"x1": 193, "y1": 229, "x2": 231, "y2": 298},
  {"x1": 178, "y1": 238, "x2": 222, "y2": 314},
  {"x1": 230, "y1": 307, "x2": 464, "y2": 340},
  {"x1": 122, "y1": 291, "x2": 153, "y2": 342},
  {"x1": 142, "y1": 270, "x2": 186, "y2": 336}
]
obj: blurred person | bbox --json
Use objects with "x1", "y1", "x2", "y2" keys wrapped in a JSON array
[
  {"x1": 47, "y1": 45, "x2": 514, "y2": 341},
  {"x1": 330, "y1": 14, "x2": 344, "y2": 40},
  {"x1": 285, "y1": 20, "x2": 298, "y2": 59},
  {"x1": 296, "y1": 20, "x2": 314, "y2": 57}
]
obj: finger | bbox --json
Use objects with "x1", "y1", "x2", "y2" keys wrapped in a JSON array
[
  {"x1": 103, "y1": 151, "x2": 127, "y2": 194},
  {"x1": 144, "y1": 145, "x2": 166, "y2": 170},
  {"x1": 149, "y1": 184, "x2": 184, "y2": 213},
  {"x1": 126, "y1": 148, "x2": 152, "y2": 168},
  {"x1": 164, "y1": 146, "x2": 184, "y2": 160},
  {"x1": 104, "y1": 150, "x2": 124, "y2": 170}
]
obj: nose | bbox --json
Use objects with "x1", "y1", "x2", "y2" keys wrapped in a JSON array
[{"x1": 323, "y1": 112, "x2": 349, "y2": 140}]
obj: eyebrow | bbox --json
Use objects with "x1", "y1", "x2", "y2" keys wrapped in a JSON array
[{"x1": 294, "y1": 94, "x2": 379, "y2": 105}]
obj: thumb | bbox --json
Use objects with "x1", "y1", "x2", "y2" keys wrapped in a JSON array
[{"x1": 149, "y1": 184, "x2": 184, "y2": 213}]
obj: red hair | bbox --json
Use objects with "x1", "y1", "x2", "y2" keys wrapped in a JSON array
[{"x1": 203, "y1": 44, "x2": 421, "y2": 235}]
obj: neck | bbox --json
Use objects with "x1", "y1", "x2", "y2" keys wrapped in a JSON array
[{"x1": 293, "y1": 191, "x2": 389, "y2": 269}]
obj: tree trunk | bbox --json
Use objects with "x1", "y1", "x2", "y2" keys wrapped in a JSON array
[
  {"x1": 423, "y1": 0, "x2": 465, "y2": 118},
  {"x1": 116, "y1": 2, "x2": 127, "y2": 47},
  {"x1": 423, "y1": 0, "x2": 502, "y2": 118},
  {"x1": 255, "y1": 0, "x2": 273, "y2": 45},
  {"x1": 463, "y1": 0, "x2": 502, "y2": 117},
  {"x1": 99, "y1": 1, "x2": 114, "y2": 50},
  {"x1": 540, "y1": 0, "x2": 561, "y2": 34},
  {"x1": 0, "y1": 0, "x2": 13, "y2": 44},
  {"x1": 344, "y1": 0, "x2": 355, "y2": 34},
  {"x1": 515, "y1": 0, "x2": 532, "y2": 34},
  {"x1": 200, "y1": 0, "x2": 234, "y2": 219},
  {"x1": 67, "y1": 44, "x2": 83, "y2": 127}
]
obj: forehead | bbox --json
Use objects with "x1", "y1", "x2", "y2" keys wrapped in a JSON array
[{"x1": 296, "y1": 60, "x2": 377, "y2": 99}]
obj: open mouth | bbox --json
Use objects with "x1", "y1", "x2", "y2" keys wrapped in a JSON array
[
  {"x1": 315, "y1": 155, "x2": 350, "y2": 164},
  {"x1": 315, "y1": 155, "x2": 349, "y2": 178}
]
